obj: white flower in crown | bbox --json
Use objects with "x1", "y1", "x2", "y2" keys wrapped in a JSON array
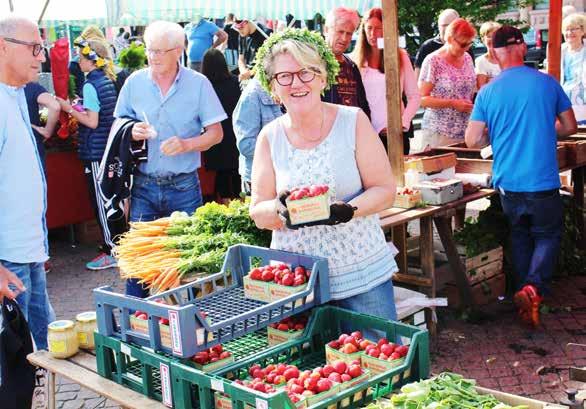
[{"x1": 88, "y1": 51, "x2": 98, "y2": 60}]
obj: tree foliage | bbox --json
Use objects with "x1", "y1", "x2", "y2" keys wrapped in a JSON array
[{"x1": 398, "y1": 0, "x2": 538, "y2": 54}]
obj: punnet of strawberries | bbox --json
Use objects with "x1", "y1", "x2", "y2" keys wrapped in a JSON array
[
  {"x1": 191, "y1": 344, "x2": 231, "y2": 365},
  {"x1": 287, "y1": 184, "x2": 329, "y2": 201},
  {"x1": 248, "y1": 263, "x2": 311, "y2": 286},
  {"x1": 269, "y1": 315, "x2": 307, "y2": 332},
  {"x1": 327, "y1": 331, "x2": 409, "y2": 360}
]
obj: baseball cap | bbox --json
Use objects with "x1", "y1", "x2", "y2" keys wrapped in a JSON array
[
  {"x1": 492, "y1": 26, "x2": 525, "y2": 48},
  {"x1": 234, "y1": 19, "x2": 249, "y2": 30}
]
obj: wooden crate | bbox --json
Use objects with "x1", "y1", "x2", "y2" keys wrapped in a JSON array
[
  {"x1": 444, "y1": 272, "x2": 506, "y2": 308},
  {"x1": 434, "y1": 142, "x2": 482, "y2": 159},
  {"x1": 455, "y1": 158, "x2": 493, "y2": 174},
  {"x1": 404, "y1": 152, "x2": 457, "y2": 173},
  {"x1": 557, "y1": 144, "x2": 568, "y2": 169},
  {"x1": 558, "y1": 140, "x2": 586, "y2": 166},
  {"x1": 463, "y1": 247, "x2": 503, "y2": 284}
]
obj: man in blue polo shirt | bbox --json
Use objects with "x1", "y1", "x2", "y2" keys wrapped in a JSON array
[
  {"x1": 465, "y1": 26, "x2": 577, "y2": 326},
  {"x1": 0, "y1": 15, "x2": 54, "y2": 349},
  {"x1": 185, "y1": 16, "x2": 227, "y2": 72},
  {"x1": 115, "y1": 20, "x2": 227, "y2": 297}
]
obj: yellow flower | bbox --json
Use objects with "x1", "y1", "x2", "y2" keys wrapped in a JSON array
[
  {"x1": 82, "y1": 45, "x2": 91, "y2": 54},
  {"x1": 96, "y1": 58, "x2": 105, "y2": 68}
]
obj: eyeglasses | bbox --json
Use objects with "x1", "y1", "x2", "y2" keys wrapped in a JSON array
[
  {"x1": 565, "y1": 27, "x2": 583, "y2": 33},
  {"x1": 454, "y1": 39, "x2": 474, "y2": 49},
  {"x1": 4, "y1": 37, "x2": 44, "y2": 56},
  {"x1": 272, "y1": 69, "x2": 318, "y2": 86},
  {"x1": 145, "y1": 47, "x2": 177, "y2": 56}
]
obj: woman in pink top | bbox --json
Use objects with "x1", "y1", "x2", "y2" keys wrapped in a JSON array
[{"x1": 351, "y1": 7, "x2": 420, "y2": 154}]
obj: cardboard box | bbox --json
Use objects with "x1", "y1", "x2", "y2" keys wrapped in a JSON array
[
  {"x1": 394, "y1": 190, "x2": 422, "y2": 209},
  {"x1": 404, "y1": 153, "x2": 457, "y2": 173},
  {"x1": 269, "y1": 282, "x2": 313, "y2": 308},
  {"x1": 129, "y1": 316, "x2": 172, "y2": 349},
  {"x1": 243, "y1": 275, "x2": 271, "y2": 302},
  {"x1": 286, "y1": 194, "x2": 330, "y2": 225},
  {"x1": 267, "y1": 326, "x2": 304, "y2": 346},
  {"x1": 213, "y1": 392, "x2": 257, "y2": 409},
  {"x1": 325, "y1": 344, "x2": 367, "y2": 366},
  {"x1": 476, "y1": 386, "x2": 565, "y2": 408},
  {"x1": 360, "y1": 355, "x2": 405, "y2": 376},
  {"x1": 305, "y1": 383, "x2": 341, "y2": 407}
]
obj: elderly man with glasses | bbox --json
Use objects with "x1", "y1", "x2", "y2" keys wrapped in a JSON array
[
  {"x1": 0, "y1": 14, "x2": 55, "y2": 356},
  {"x1": 114, "y1": 20, "x2": 226, "y2": 298}
]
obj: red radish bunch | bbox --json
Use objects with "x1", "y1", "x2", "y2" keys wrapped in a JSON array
[
  {"x1": 397, "y1": 187, "x2": 419, "y2": 196},
  {"x1": 288, "y1": 185, "x2": 329, "y2": 201},
  {"x1": 326, "y1": 331, "x2": 372, "y2": 354},
  {"x1": 315, "y1": 360, "x2": 364, "y2": 384},
  {"x1": 364, "y1": 338, "x2": 409, "y2": 361},
  {"x1": 269, "y1": 315, "x2": 307, "y2": 332},
  {"x1": 248, "y1": 363, "x2": 300, "y2": 386},
  {"x1": 248, "y1": 264, "x2": 311, "y2": 287},
  {"x1": 191, "y1": 344, "x2": 231, "y2": 365}
]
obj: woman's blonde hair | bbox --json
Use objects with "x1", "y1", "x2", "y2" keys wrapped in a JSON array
[
  {"x1": 81, "y1": 25, "x2": 106, "y2": 41},
  {"x1": 479, "y1": 21, "x2": 501, "y2": 38},
  {"x1": 562, "y1": 13, "x2": 585, "y2": 33},
  {"x1": 262, "y1": 39, "x2": 327, "y2": 91},
  {"x1": 83, "y1": 39, "x2": 117, "y2": 82}
]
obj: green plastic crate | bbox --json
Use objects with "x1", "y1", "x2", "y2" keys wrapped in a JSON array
[
  {"x1": 171, "y1": 305, "x2": 430, "y2": 409},
  {"x1": 94, "y1": 329, "x2": 271, "y2": 407}
]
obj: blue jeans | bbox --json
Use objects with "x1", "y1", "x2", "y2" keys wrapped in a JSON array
[
  {"x1": 499, "y1": 189, "x2": 563, "y2": 294},
  {"x1": 126, "y1": 171, "x2": 203, "y2": 297},
  {"x1": 1, "y1": 261, "x2": 55, "y2": 350},
  {"x1": 330, "y1": 280, "x2": 397, "y2": 340}
]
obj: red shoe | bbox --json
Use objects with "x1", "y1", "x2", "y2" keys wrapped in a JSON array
[{"x1": 514, "y1": 284, "x2": 542, "y2": 327}]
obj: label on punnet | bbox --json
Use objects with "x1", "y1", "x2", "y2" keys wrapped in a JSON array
[
  {"x1": 255, "y1": 398, "x2": 268, "y2": 409},
  {"x1": 160, "y1": 363, "x2": 173, "y2": 407},
  {"x1": 211, "y1": 378, "x2": 224, "y2": 392},
  {"x1": 168, "y1": 310, "x2": 183, "y2": 355}
]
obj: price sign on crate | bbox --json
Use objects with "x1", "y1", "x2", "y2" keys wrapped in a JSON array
[
  {"x1": 168, "y1": 310, "x2": 183, "y2": 355},
  {"x1": 159, "y1": 363, "x2": 173, "y2": 407}
]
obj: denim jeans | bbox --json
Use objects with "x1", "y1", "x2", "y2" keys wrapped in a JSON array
[
  {"x1": 1, "y1": 261, "x2": 55, "y2": 350},
  {"x1": 330, "y1": 279, "x2": 398, "y2": 340},
  {"x1": 126, "y1": 171, "x2": 203, "y2": 297},
  {"x1": 499, "y1": 189, "x2": 563, "y2": 294}
]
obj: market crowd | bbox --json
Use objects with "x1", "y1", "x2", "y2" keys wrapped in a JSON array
[{"x1": 0, "y1": 6, "x2": 583, "y2": 399}]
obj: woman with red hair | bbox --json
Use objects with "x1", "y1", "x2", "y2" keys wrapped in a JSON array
[
  {"x1": 351, "y1": 7, "x2": 420, "y2": 154},
  {"x1": 418, "y1": 18, "x2": 477, "y2": 150}
]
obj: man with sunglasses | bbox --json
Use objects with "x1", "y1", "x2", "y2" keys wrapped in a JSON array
[
  {"x1": 465, "y1": 26, "x2": 577, "y2": 326},
  {"x1": 0, "y1": 15, "x2": 55, "y2": 351},
  {"x1": 114, "y1": 20, "x2": 226, "y2": 298}
]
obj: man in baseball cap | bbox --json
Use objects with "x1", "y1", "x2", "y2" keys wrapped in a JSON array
[{"x1": 465, "y1": 25, "x2": 577, "y2": 326}]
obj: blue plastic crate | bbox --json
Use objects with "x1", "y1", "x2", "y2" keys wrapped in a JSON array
[{"x1": 94, "y1": 245, "x2": 330, "y2": 358}]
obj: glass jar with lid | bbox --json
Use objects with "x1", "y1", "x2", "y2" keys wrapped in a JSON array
[
  {"x1": 48, "y1": 320, "x2": 79, "y2": 358},
  {"x1": 75, "y1": 311, "x2": 97, "y2": 350}
]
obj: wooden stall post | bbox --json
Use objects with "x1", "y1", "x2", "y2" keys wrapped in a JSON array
[{"x1": 547, "y1": 0, "x2": 562, "y2": 81}]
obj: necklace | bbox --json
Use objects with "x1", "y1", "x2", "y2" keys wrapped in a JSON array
[{"x1": 290, "y1": 105, "x2": 325, "y2": 143}]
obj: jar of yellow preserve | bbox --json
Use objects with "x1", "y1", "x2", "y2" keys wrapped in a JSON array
[
  {"x1": 75, "y1": 311, "x2": 97, "y2": 350},
  {"x1": 48, "y1": 320, "x2": 79, "y2": 358}
]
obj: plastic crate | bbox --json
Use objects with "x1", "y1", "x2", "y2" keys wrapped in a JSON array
[
  {"x1": 94, "y1": 245, "x2": 330, "y2": 358},
  {"x1": 171, "y1": 305, "x2": 430, "y2": 409},
  {"x1": 94, "y1": 328, "x2": 272, "y2": 407}
]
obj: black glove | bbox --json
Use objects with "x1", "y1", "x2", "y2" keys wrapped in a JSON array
[{"x1": 277, "y1": 190, "x2": 356, "y2": 229}]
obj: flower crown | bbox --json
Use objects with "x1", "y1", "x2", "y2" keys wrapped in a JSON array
[
  {"x1": 254, "y1": 28, "x2": 340, "y2": 94},
  {"x1": 74, "y1": 37, "x2": 110, "y2": 69}
]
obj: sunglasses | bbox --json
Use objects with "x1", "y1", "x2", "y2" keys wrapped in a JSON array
[{"x1": 4, "y1": 37, "x2": 44, "y2": 57}]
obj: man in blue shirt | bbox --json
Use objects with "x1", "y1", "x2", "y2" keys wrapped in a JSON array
[
  {"x1": 465, "y1": 26, "x2": 577, "y2": 326},
  {"x1": 0, "y1": 15, "x2": 55, "y2": 348},
  {"x1": 115, "y1": 20, "x2": 227, "y2": 297},
  {"x1": 185, "y1": 16, "x2": 227, "y2": 72}
]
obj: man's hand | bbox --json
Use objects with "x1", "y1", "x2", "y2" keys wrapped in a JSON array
[
  {"x1": 0, "y1": 264, "x2": 25, "y2": 301},
  {"x1": 131, "y1": 122, "x2": 155, "y2": 141},
  {"x1": 452, "y1": 99, "x2": 474, "y2": 113},
  {"x1": 239, "y1": 69, "x2": 253, "y2": 81},
  {"x1": 160, "y1": 136, "x2": 188, "y2": 156}
]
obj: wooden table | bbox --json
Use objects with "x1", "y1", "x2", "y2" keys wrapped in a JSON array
[
  {"x1": 27, "y1": 350, "x2": 166, "y2": 409},
  {"x1": 379, "y1": 189, "x2": 496, "y2": 332}
]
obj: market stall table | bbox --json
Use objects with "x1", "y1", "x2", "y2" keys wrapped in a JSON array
[{"x1": 27, "y1": 350, "x2": 167, "y2": 409}]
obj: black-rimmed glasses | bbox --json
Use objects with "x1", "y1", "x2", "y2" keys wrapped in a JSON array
[
  {"x1": 4, "y1": 37, "x2": 44, "y2": 56},
  {"x1": 272, "y1": 69, "x2": 318, "y2": 86}
]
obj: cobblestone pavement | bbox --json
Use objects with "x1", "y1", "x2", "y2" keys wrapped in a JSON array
[{"x1": 45, "y1": 215, "x2": 586, "y2": 408}]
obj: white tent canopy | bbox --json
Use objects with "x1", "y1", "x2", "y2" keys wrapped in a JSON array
[{"x1": 1, "y1": 0, "x2": 114, "y2": 28}]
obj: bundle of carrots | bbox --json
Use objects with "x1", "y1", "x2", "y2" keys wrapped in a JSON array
[{"x1": 115, "y1": 200, "x2": 271, "y2": 294}]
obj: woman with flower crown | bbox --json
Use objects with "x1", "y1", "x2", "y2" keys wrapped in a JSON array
[
  {"x1": 248, "y1": 29, "x2": 399, "y2": 324},
  {"x1": 56, "y1": 38, "x2": 123, "y2": 271}
]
